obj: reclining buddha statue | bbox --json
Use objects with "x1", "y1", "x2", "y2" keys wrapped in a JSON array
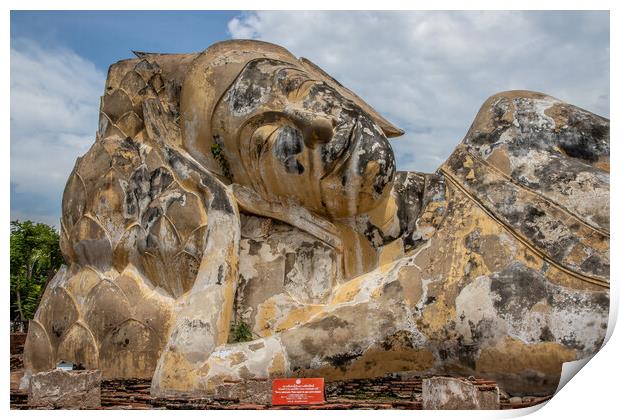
[{"x1": 23, "y1": 40, "x2": 609, "y2": 398}]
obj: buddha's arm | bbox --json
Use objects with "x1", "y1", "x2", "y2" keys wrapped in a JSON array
[
  {"x1": 150, "y1": 196, "x2": 241, "y2": 396},
  {"x1": 145, "y1": 145, "x2": 242, "y2": 397}
]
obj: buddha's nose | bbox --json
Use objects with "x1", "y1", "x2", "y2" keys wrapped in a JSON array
[{"x1": 288, "y1": 111, "x2": 335, "y2": 147}]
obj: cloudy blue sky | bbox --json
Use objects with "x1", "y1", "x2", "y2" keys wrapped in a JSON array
[{"x1": 10, "y1": 10, "x2": 610, "y2": 227}]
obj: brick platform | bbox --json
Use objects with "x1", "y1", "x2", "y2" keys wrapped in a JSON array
[
  {"x1": 10, "y1": 372, "x2": 551, "y2": 410},
  {"x1": 10, "y1": 341, "x2": 551, "y2": 411}
]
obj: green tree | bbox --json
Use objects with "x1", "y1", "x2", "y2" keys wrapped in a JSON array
[{"x1": 10, "y1": 220, "x2": 64, "y2": 322}]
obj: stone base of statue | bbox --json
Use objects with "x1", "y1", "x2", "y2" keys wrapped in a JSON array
[
  {"x1": 27, "y1": 369, "x2": 101, "y2": 409},
  {"x1": 422, "y1": 377, "x2": 500, "y2": 410}
]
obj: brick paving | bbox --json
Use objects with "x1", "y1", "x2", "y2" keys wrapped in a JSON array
[
  {"x1": 11, "y1": 371, "x2": 551, "y2": 410},
  {"x1": 9, "y1": 333, "x2": 552, "y2": 410}
]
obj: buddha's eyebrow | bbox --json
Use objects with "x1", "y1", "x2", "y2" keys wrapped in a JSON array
[
  {"x1": 275, "y1": 67, "x2": 321, "y2": 97},
  {"x1": 275, "y1": 66, "x2": 315, "y2": 82},
  {"x1": 278, "y1": 65, "x2": 307, "y2": 74}
]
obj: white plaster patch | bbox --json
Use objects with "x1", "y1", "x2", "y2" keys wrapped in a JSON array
[
  {"x1": 546, "y1": 285, "x2": 608, "y2": 357},
  {"x1": 551, "y1": 170, "x2": 609, "y2": 230},
  {"x1": 509, "y1": 148, "x2": 552, "y2": 185},
  {"x1": 454, "y1": 275, "x2": 505, "y2": 344},
  {"x1": 205, "y1": 335, "x2": 288, "y2": 380}
]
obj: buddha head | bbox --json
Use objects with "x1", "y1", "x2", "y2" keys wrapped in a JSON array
[{"x1": 181, "y1": 40, "x2": 403, "y2": 218}]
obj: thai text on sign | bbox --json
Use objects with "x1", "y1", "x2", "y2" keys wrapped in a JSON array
[{"x1": 272, "y1": 378, "x2": 325, "y2": 405}]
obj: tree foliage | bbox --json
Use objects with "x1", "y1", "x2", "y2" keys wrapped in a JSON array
[{"x1": 10, "y1": 220, "x2": 64, "y2": 321}]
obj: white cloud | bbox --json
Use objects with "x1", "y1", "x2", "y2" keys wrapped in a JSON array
[
  {"x1": 228, "y1": 11, "x2": 610, "y2": 172},
  {"x1": 10, "y1": 38, "x2": 106, "y2": 225},
  {"x1": 9, "y1": 13, "x2": 609, "y2": 226}
]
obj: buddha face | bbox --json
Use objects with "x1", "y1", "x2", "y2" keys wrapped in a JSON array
[{"x1": 212, "y1": 58, "x2": 396, "y2": 218}]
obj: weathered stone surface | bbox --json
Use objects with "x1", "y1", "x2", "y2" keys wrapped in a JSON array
[
  {"x1": 422, "y1": 377, "x2": 499, "y2": 410},
  {"x1": 23, "y1": 40, "x2": 608, "y2": 404},
  {"x1": 212, "y1": 379, "x2": 272, "y2": 405},
  {"x1": 28, "y1": 369, "x2": 102, "y2": 409}
]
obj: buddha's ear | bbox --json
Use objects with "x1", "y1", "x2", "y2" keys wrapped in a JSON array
[{"x1": 298, "y1": 57, "x2": 405, "y2": 139}]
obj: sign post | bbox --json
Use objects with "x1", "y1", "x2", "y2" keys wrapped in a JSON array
[{"x1": 272, "y1": 378, "x2": 325, "y2": 406}]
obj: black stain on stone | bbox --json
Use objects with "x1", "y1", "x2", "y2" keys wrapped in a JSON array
[
  {"x1": 380, "y1": 330, "x2": 415, "y2": 351},
  {"x1": 357, "y1": 119, "x2": 396, "y2": 197},
  {"x1": 490, "y1": 262, "x2": 548, "y2": 323},
  {"x1": 145, "y1": 232, "x2": 159, "y2": 249},
  {"x1": 516, "y1": 205, "x2": 580, "y2": 262},
  {"x1": 362, "y1": 220, "x2": 386, "y2": 247},
  {"x1": 424, "y1": 296, "x2": 437, "y2": 305},
  {"x1": 468, "y1": 128, "x2": 506, "y2": 149},
  {"x1": 216, "y1": 264, "x2": 224, "y2": 285},
  {"x1": 227, "y1": 59, "x2": 278, "y2": 114},
  {"x1": 141, "y1": 206, "x2": 162, "y2": 232},
  {"x1": 360, "y1": 171, "x2": 427, "y2": 250},
  {"x1": 437, "y1": 338, "x2": 479, "y2": 370},
  {"x1": 325, "y1": 350, "x2": 364, "y2": 370},
  {"x1": 465, "y1": 229, "x2": 481, "y2": 253},
  {"x1": 531, "y1": 158, "x2": 578, "y2": 193},
  {"x1": 557, "y1": 118, "x2": 609, "y2": 163},
  {"x1": 469, "y1": 318, "x2": 496, "y2": 342},
  {"x1": 381, "y1": 281, "x2": 404, "y2": 300},
  {"x1": 149, "y1": 167, "x2": 173, "y2": 197},
  {"x1": 163, "y1": 147, "x2": 233, "y2": 213},
  {"x1": 284, "y1": 252, "x2": 296, "y2": 280},
  {"x1": 590, "y1": 292, "x2": 610, "y2": 310},
  {"x1": 559, "y1": 336, "x2": 585, "y2": 351},
  {"x1": 283, "y1": 156, "x2": 305, "y2": 174},
  {"x1": 273, "y1": 125, "x2": 305, "y2": 175},
  {"x1": 524, "y1": 206, "x2": 546, "y2": 222},
  {"x1": 300, "y1": 337, "x2": 321, "y2": 355},
  {"x1": 125, "y1": 165, "x2": 150, "y2": 218},
  {"x1": 321, "y1": 122, "x2": 351, "y2": 167},
  {"x1": 52, "y1": 325, "x2": 63, "y2": 338},
  {"x1": 312, "y1": 315, "x2": 349, "y2": 331},
  {"x1": 247, "y1": 239, "x2": 262, "y2": 256},
  {"x1": 200, "y1": 172, "x2": 234, "y2": 213},
  {"x1": 395, "y1": 172, "x2": 425, "y2": 247},
  {"x1": 580, "y1": 254, "x2": 609, "y2": 277},
  {"x1": 539, "y1": 326, "x2": 555, "y2": 342},
  {"x1": 458, "y1": 344, "x2": 479, "y2": 370}
]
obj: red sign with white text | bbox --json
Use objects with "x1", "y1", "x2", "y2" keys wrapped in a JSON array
[{"x1": 272, "y1": 378, "x2": 325, "y2": 405}]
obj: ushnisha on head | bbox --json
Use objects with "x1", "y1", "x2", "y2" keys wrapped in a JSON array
[{"x1": 181, "y1": 40, "x2": 404, "y2": 218}]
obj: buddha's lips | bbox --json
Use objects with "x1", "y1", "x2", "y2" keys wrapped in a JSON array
[{"x1": 320, "y1": 118, "x2": 359, "y2": 180}]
